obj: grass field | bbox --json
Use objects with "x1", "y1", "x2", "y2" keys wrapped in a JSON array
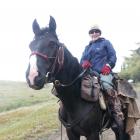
[
  {"x1": 0, "y1": 81, "x2": 59, "y2": 140},
  {"x1": 0, "y1": 81, "x2": 139, "y2": 140}
]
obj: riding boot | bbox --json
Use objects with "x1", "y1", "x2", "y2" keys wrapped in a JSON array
[{"x1": 106, "y1": 89, "x2": 124, "y2": 129}]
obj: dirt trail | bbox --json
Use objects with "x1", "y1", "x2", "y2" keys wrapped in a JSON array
[
  {"x1": 47, "y1": 121, "x2": 140, "y2": 140},
  {"x1": 47, "y1": 98, "x2": 140, "y2": 140}
]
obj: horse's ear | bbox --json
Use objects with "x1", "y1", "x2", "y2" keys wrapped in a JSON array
[
  {"x1": 49, "y1": 16, "x2": 56, "y2": 32},
  {"x1": 32, "y1": 19, "x2": 40, "y2": 35}
]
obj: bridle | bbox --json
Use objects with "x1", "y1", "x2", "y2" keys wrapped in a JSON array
[
  {"x1": 29, "y1": 36, "x2": 86, "y2": 88},
  {"x1": 30, "y1": 42, "x2": 65, "y2": 82},
  {"x1": 30, "y1": 51, "x2": 56, "y2": 61}
]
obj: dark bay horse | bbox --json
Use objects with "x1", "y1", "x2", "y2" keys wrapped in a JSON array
[{"x1": 26, "y1": 16, "x2": 131, "y2": 140}]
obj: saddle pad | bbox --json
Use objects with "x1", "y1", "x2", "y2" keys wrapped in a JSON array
[{"x1": 117, "y1": 79, "x2": 137, "y2": 99}]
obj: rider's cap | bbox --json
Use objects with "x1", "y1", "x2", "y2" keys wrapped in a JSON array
[{"x1": 88, "y1": 25, "x2": 101, "y2": 35}]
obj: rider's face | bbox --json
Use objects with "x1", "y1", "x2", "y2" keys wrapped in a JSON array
[{"x1": 89, "y1": 31, "x2": 101, "y2": 41}]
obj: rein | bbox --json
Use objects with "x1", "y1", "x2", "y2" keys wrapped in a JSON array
[{"x1": 54, "y1": 69, "x2": 86, "y2": 87}]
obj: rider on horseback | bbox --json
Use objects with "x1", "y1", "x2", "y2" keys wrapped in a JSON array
[{"x1": 80, "y1": 25, "x2": 124, "y2": 129}]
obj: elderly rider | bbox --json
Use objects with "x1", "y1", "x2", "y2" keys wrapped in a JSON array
[{"x1": 80, "y1": 25, "x2": 124, "y2": 129}]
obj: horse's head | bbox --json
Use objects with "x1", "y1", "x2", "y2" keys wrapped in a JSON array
[{"x1": 26, "y1": 16, "x2": 62, "y2": 90}]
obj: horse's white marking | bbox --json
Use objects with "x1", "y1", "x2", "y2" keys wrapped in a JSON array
[{"x1": 28, "y1": 55, "x2": 38, "y2": 85}]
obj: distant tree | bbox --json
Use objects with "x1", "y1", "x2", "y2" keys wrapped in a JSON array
[{"x1": 119, "y1": 46, "x2": 140, "y2": 82}]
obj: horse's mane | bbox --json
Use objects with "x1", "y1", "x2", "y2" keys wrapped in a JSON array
[
  {"x1": 55, "y1": 46, "x2": 83, "y2": 100},
  {"x1": 62, "y1": 46, "x2": 82, "y2": 78},
  {"x1": 64, "y1": 47, "x2": 82, "y2": 76}
]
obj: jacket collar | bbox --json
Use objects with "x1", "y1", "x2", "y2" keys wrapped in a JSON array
[{"x1": 89, "y1": 37, "x2": 105, "y2": 45}]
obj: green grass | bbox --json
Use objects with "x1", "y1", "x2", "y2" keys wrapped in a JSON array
[
  {"x1": 0, "y1": 102, "x2": 59, "y2": 140},
  {"x1": 0, "y1": 81, "x2": 60, "y2": 140},
  {"x1": 0, "y1": 81, "x2": 56, "y2": 112}
]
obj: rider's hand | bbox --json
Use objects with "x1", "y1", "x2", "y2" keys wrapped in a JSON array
[
  {"x1": 101, "y1": 64, "x2": 111, "y2": 75},
  {"x1": 82, "y1": 60, "x2": 91, "y2": 69}
]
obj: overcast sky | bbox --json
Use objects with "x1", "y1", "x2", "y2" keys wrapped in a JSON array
[{"x1": 0, "y1": 0, "x2": 140, "y2": 81}]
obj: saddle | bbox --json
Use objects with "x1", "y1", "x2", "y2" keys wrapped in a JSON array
[{"x1": 81, "y1": 73, "x2": 138, "y2": 102}]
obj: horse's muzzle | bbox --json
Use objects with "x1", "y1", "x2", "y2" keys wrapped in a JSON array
[{"x1": 26, "y1": 71, "x2": 46, "y2": 90}]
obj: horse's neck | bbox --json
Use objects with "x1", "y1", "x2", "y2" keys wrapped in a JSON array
[
  {"x1": 55, "y1": 48, "x2": 82, "y2": 111},
  {"x1": 56, "y1": 47, "x2": 82, "y2": 82}
]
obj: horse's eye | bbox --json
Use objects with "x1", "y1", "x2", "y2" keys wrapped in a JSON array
[{"x1": 49, "y1": 41, "x2": 55, "y2": 46}]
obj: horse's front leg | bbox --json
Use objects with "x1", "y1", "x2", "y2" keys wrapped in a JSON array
[
  {"x1": 87, "y1": 132, "x2": 100, "y2": 140},
  {"x1": 66, "y1": 129, "x2": 80, "y2": 140}
]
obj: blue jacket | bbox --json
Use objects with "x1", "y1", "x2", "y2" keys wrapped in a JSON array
[{"x1": 80, "y1": 38, "x2": 117, "y2": 73}]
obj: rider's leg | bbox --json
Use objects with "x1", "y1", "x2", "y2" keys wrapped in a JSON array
[
  {"x1": 106, "y1": 88, "x2": 124, "y2": 127},
  {"x1": 100, "y1": 74, "x2": 124, "y2": 129}
]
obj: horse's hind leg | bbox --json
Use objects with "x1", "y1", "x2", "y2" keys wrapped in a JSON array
[
  {"x1": 87, "y1": 132, "x2": 100, "y2": 140},
  {"x1": 112, "y1": 126, "x2": 131, "y2": 140},
  {"x1": 114, "y1": 131, "x2": 131, "y2": 140},
  {"x1": 112, "y1": 128, "x2": 123, "y2": 140},
  {"x1": 123, "y1": 133, "x2": 131, "y2": 140},
  {"x1": 66, "y1": 129, "x2": 80, "y2": 140},
  {"x1": 111, "y1": 121, "x2": 124, "y2": 140}
]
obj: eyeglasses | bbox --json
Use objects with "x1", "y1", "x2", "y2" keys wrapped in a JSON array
[{"x1": 89, "y1": 29, "x2": 101, "y2": 34}]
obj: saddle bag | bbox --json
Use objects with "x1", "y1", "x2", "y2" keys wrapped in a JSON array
[
  {"x1": 81, "y1": 74, "x2": 100, "y2": 102},
  {"x1": 81, "y1": 74, "x2": 106, "y2": 110}
]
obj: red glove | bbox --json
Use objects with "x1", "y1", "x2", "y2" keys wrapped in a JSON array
[
  {"x1": 101, "y1": 64, "x2": 111, "y2": 75},
  {"x1": 82, "y1": 60, "x2": 91, "y2": 69}
]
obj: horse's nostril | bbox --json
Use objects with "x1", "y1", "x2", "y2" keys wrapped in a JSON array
[{"x1": 28, "y1": 70, "x2": 38, "y2": 86}]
